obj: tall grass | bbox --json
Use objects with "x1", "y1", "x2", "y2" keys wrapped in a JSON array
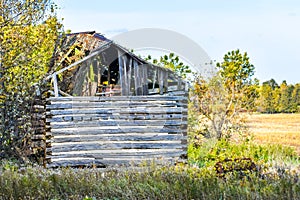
[{"x1": 0, "y1": 158, "x2": 300, "y2": 199}]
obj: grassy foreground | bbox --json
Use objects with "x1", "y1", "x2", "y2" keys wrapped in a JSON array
[
  {"x1": 1, "y1": 136, "x2": 300, "y2": 200},
  {"x1": 0, "y1": 161, "x2": 299, "y2": 200}
]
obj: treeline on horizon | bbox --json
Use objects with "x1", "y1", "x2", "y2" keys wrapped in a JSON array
[{"x1": 256, "y1": 78, "x2": 300, "y2": 113}]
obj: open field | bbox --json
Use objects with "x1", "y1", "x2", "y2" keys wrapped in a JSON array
[{"x1": 247, "y1": 113, "x2": 300, "y2": 154}]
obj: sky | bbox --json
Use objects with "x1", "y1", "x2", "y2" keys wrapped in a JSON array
[{"x1": 54, "y1": 0, "x2": 300, "y2": 84}]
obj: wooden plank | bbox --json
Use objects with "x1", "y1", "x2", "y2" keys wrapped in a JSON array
[
  {"x1": 49, "y1": 142, "x2": 185, "y2": 152},
  {"x1": 47, "y1": 114, "x2": 184, "y2": 123},
  {"x1": 51, "y1": 140, "x2": 184, "y2": 146},
  {"x1": 47, "y1": 159, "x2": 105, "y2": 168},
  {"x1": 142, "y1": 64, "x2": 149, "y2": 95},
  {"x1": 48, "y1": 148, "x2": 185, "y2": 157},
  {"x1": 47, "y1": 156, "x2": 185, "y2": 167},
  {"x1": 46, "y1": 106, "x2": 186, "y2": 114},
  {"x1": 49, "y1": 120, "x2": 185, "y2": 129},
  {"x1": 48, "y1": 107, "x2": 187, "y2": 116},
  {"x1": 50, "y1": 127, "x2": 183, "y2": 135},
  {"x1": 48, "y1": 124, "x2": 183, "y2": 132},
  {"x1": 177, "y1": 77, "x2": 182, "y2": 91},
  {"x1": 46, "y1": 101, "x2": 183, "y2": 109},
  {"x1": 47, "y1": 157, "x2": 180, "y2": 168},
  {"x1": 86, "y1": 97, "x2": 185, "y2": 102},
  {"x1": 52, "y1": 74, "x2": 59, "y2": 97},
  {"x1": 118, "y1": 50, "x2": 125, "y2": 95},
  {"x1": 47, "y1": 113, "x2": 184, "y2": 122},
  {"x1": 31, "y1": 135, "x2": 46, "y2": 140},
  {"x1": 151, "y1": 67, "x2": 157, "y2": 92},
  {"x1": 133, "y1": 60, "x2": 141, "y2": 95},
  {"x1": 47, "y1": 95, "x2": 187, "y2": 101},
  {"x1": 123, "y1": 55, "x2": 128, "y2": 95},
  {"x1": 163, "y1": 71, "x2": 168, "y2": 93},
  {"x1": 48, "y1": 133, "x2": 185, "y2": 143},
  {"x1": 158, "y1": 69, "x2": 164, "y2": 95},
  {"x1": 49, "y1": 155, "x2": 184, "y2": 165},
  {"x1": 128, "y1": 57, "x2": 132, "y2": 95}
]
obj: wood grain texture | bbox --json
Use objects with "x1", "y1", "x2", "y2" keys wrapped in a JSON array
[{"x1": 46, "y1": 95, "x2": 188, "y2": 167}]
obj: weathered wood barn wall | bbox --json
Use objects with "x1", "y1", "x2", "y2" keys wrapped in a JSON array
[
  {"x1": 46, "y1": 95, "x2": 187, "y2": 167},
  {"x1": 33, "y1": 32, "x2": 188, "y2": 167}
]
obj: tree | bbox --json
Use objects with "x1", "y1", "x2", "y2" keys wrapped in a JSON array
[
  {"x1": 0, "y1": 0, "x2": 62, "y2": 161},
  {"x1": 259, "y1": 79, "x2": 279, "y2": 113},
  {"x1": 263, "y1": 78, "x2": 279, "y2": 90},
  {"x1": 277, "y1": 80, "x2": 295, "y2": 113},
  {"x1": 217, "y1": 49, "x2": 259, "y2": 111},
  {"x1": 146, "y1": 53, "x2": 191, "y2": 79},
  {"x1": 259, "y1": 84, "x2": 275, "y2": 113},
  {"x1": 258, "y1": 80, "x2": 300, "y2": 113},
  {"x1": 291, "y1": 83, "x2": 300, "y2": 112},
  {"x1": 192, "y1": 49, "x2": 259, "y2": 140}
]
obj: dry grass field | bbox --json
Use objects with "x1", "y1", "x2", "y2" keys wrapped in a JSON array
[{"x1": 247, "y1": 113, "x2": 300, "y2": 154}]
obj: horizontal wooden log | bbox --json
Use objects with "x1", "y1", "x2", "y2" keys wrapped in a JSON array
[
  {"x1": 31, "y1": 141, "x2": 46, "y2": 148},
  {"x1": 147, "y1": 86, "x2": 187, "y2": 95},
  {"x1": 48, "y1": 133, "x2": 185, "y2": 143},
  {"x1": 48, "y1": 120, "x2": 185, "y2": 129},
  {"x1": 48, "y1": 149, "x2": 185, "y2": 158},
  {"x1": 46, "y1": 113, "x2": 184, "y2": 122},
  {"x1": 31, "y1": 114, "x2": 46, "y2": 120},
  {"x1": 31, "y1": 135, "x2": 46, "y2": 140},
  {"x1": 165, "y1": 90, "x2": 187, "y2": 96},
  {"x1": 47, "y1": 108, "x2": 187, "y2": 116},
  {"x1": 50, "y1": 127, "x2": 183, "y2": 135},
  {"x1": 46, "y1": 157, "x2": 180, "y2": 168},
  {"x1": 46, "y1": 101, "x2": 185, "y2": 109},
  {"x1": 48, "y1": 95, "x2": 187, "y2": 101},
  {"x1": 49, "y1": 141, "x2": 185, "y2": 152}
]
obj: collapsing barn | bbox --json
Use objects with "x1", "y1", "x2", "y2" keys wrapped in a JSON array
[{"x1": 37, "y1": 31, "x2": 188, "y2": 167}]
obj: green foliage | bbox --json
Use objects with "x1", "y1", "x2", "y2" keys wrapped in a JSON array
[
  {"x1": 258, "y1": 79, "x2": 300, "y2": 113},
  {"x1": 191, "y1": 49, "x2": 259, "y2": 140},
  {"x1": 216, "y1": 49, "x2": 259, "y2": 111},
  {"x1": 146, "y1": 52, "x2": 191, "y2": 79},
  {"x1": 188, "y1": 138, "x2": 299, "y2": 168},
  {"x1": 259, "y1": 83, "x2": 277, "y2": 113},
  {"x1": 191, "y1": 75, "x2": 244, "y2": 139},
  {"x1": 0, "y1": 0, "x2": 62, "y2": 161},
  {"x1": 291, "y1": 83, "x2": 300, "y2": 112}
]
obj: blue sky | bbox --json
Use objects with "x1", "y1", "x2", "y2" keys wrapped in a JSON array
[{"x1": 54, "y1": 0, "x2": 300, "y2": 84}]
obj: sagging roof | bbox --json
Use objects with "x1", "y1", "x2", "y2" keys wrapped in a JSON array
[
  {"x1": 66, "y1": 31, "x2": 111, "y2": 52},
  {"x1": 46, "y1": 31, "x2": 186, "y2": 97}
]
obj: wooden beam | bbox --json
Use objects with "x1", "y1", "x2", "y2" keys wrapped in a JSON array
[
  {"x1": 52, "y1": 74, "x2": 59, "y2": 97},
  {"x1": 163, "y1": 71, "x2": 168, "y2": 93},
  {"x1": 134, "y1": 60, "x2": 142, "y2": 95},
  {"x1": 142, "y1": 64, "x2": 149, "y2": 95},
  {"x1": 122, "y1": 55, "x2": 129, "y2": 96},
  {"x1": 117, "y1": 50, "x2": 125, "y2": 96},
  {"x1": 152, "y1": 67, "x2": 157, "y2": 92},
  {"x1": 158, "y1": 69, "x2": 164, "y2": 95},
  {"x1": 128, "y1": 58, "x2": 132, "y2": 95},
  {"x1": 45, "y1": 41, "x2": 113, "y2": 80},
  {"x1": 47, "y1": 95, "x2": 187, "y2": 102}
]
